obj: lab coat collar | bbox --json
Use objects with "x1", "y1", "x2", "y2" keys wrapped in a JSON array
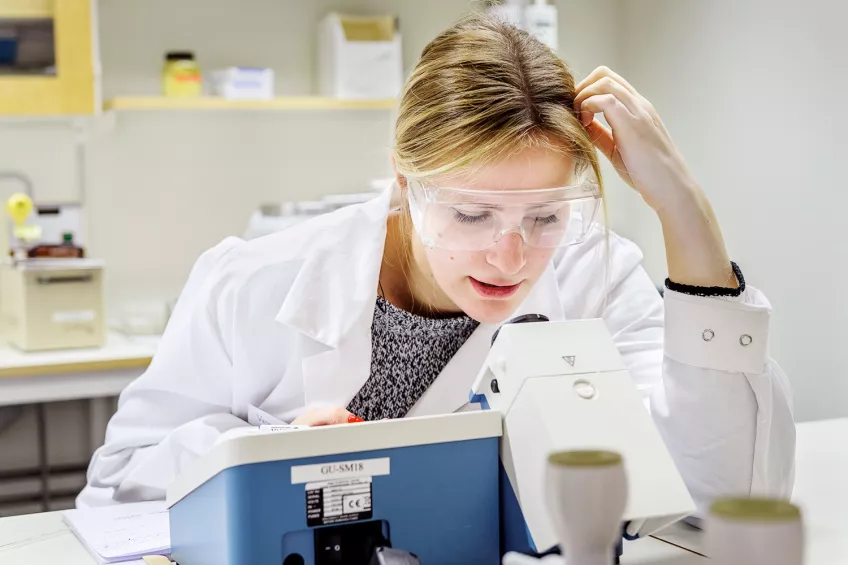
[
  {"x1": 274, "y1": 186, "x2": 393, "y2": 348},
  {"x1": 275, "y1": 183, "x2": 566, "y2": 350},
  {"x1": 275, "y1": 184, "x2": 566, "y2": 414}
]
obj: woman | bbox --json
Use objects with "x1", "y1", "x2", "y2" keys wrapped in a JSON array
[{"x1": 79, "y1": 14, "x2": 795, "y2": 516}]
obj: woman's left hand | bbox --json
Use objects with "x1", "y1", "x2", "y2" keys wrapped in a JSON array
[
  {"x1": 574, "y1": 66, "x2": 737, "y2": 289},
  {"x1": 573, "y1": 66, "x2": 699, "y2": 215}
]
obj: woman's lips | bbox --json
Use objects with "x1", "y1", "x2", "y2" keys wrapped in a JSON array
[{"x1": 469, "y1": 277, "x2": 523, "y2": 299}]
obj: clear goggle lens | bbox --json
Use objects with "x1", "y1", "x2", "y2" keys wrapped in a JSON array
[{"x1": 407, "y1": 179, "x2": 602, "y2": 252}]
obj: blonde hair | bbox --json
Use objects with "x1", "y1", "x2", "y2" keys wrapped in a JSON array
[
  {"x1": 393, "y1": 12, "x2": 603, "y2": 187},
  {"x1": 389, "y1": 12, "x2": 608, "y2": 314}
]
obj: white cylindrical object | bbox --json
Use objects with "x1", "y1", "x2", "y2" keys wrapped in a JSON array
[
  {"x1": 488, "y1": 0, "x2": 526, "y2": 29},
  {"x1": 525, "y1": 0, "x2": 558, "y2": 51},
  {"x1": 545, "y1": 450, "x2": 627, "y2": 565},
  {"x1": 706, "y1": 498, "x2": 804, "y2": 565}
]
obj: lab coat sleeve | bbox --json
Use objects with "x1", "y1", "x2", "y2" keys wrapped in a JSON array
[
  {"x1": 599, "y1": 242, "x2": 795, "y2": 518},
  {"x1": 77, "y1": 237, "x2": 250, "y2": 507}
]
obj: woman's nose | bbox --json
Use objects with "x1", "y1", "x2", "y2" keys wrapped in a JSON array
[{"x1": 486, "y1": 232, "x2": 526, "y2": 275}]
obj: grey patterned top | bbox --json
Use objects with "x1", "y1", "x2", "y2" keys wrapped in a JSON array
[{"x1": 347, "y1": 296, "x2": 480, "y2": 421}]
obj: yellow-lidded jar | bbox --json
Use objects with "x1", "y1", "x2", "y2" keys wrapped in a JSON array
[{"x1": 162, "y1": 51, "x2": 202, "y2": 97}]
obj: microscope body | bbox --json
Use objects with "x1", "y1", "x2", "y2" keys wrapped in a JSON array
[
  {"x1": 470, "y1": 319, "x2": 696, "y2": 555},
  {"x1": 167, "y1": 319, "x2": 695, "y2": 565}
]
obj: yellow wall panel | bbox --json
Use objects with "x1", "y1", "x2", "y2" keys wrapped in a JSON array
[{"x1": 0, "y1": 0, "x2": 95, "y2": 115}]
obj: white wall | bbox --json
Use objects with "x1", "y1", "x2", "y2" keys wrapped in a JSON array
[
  {"x1": 552, "y1": 0, "x2": 642, "y2": 240},
  {"x1": 617, "y1": 0, "x2": 848, "y2": 421},
  {"x1": 0, "y1": 0, "x2": 623, "y2": 513}
]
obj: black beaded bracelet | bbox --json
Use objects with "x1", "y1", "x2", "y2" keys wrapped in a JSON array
[{"x1": 664, "y1": 261, "x2": 746, "y2": 298}]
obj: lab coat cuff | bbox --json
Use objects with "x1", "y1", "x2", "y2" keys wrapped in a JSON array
[{"x1": 663, "y1": 286, "x2": 770, "y2": 374}]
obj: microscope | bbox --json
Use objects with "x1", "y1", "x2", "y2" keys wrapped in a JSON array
[
  {"x1": 469, "y1": 317, "x2": 695, "y2": 557},
  {"x1": 166, "y1": 317, "x2": 696, "y2": 565}
]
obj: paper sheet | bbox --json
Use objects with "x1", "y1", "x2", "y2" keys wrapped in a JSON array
[{"x1": 63, "y1": 501, "x2": 170, "y2": 564}]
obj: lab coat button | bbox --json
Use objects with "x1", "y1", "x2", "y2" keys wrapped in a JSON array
[
  {"x1": 740, "y1": 334, "x2": 753, "y2": 347},
  {"x1": 702, "y1": 329, "x2": 715, "y2": 342}
]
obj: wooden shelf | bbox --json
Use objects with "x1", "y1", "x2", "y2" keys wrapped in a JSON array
[
  {"x1": 0, "y1": 9, "x2": 51, "y2": 19},
  {"x1": 0, "y1": 0, "x2": 52, "y2": 19},
  {"x1": 103, "y1": 96, "x2": 396, "y2": 112}
]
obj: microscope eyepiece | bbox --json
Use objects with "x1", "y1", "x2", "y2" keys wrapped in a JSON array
[{"x1": 491, "y1": 314, "x2": 550, "y2": 347}]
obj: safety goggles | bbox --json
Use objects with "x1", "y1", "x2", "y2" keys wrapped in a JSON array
[{"x1": 406, "y1": 178, "x2": 602, "y2": 252}]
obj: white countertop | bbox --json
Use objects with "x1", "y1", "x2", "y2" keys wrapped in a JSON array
[
  {"x1": 0, "y1": 332, "x2": 159, "y2": 376},
  {"x1": 0, "y1": 332, "x2": 160, "y2": 406},
  {"x1": 792, "y1": 418, "x2": 848, "y2": 565},
  {"x1": 654, "y1": 418, "x2": 848, "y2": 565},
  {"x1": 0, "y1": 508, "x2": 705, "y2": 565},
  {"x1": 0, "y1": 410, "x2": 841, "y2": 564}
]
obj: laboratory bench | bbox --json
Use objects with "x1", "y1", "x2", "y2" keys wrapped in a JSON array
[
  {"x1": 0, "y1": 509, "x2": 706, "y2": 565},
  {"x1": 0, "y1": 419, "x2": 844, "y2": 564},
  {"x1": 0, "y1": 333, "x2": 159, "y2": 514}
]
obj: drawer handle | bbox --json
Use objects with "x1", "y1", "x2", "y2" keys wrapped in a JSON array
[{"x1": 36, "y1": 274, "x2": 94, "y2": 285}]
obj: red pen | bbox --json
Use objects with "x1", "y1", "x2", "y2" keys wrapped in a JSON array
[{"x1": 347, "y1": 414, "x2": 365, "y2": 423}]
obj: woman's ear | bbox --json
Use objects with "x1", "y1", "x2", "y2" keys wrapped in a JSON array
[{"x1": 391, "y1": 156, "x2": 408, "y2": 191}]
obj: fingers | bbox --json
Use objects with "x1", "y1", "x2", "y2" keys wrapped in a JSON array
[
  {"x1": 291, "y1": 407, "x2": 363, "y2": 426},
  {"x1": 574, "y1": 76, "x2": 643, "y2": 119},
  {"x1": 576, "y1": 65, "x2": 638, "y2": 97},
  {"x1": 577, "y1": 93, "x2": 631, "y2": 130},
  {"x1": 584, "y1": 119, "x2": 634, "y2": 188},
  {"x1": 584, "y1": 119, "x2": 616, "y2": 162},
  {"x1": 575, "y1": 66, "x2": 660, "y2": 128}
]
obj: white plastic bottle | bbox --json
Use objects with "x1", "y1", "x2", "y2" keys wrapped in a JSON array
[
  {"x1": 488, "y1": 0, "x2": 527, "y2": 30},
  {"x1": 706, "y1": 498, "x2": 804, "y2": 565},
  {"x1": 524, "y1": 0, "x2": 558, "y2": 51}
]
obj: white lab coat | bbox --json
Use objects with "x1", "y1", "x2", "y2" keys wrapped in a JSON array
[{"x1": 78, "y1": 187, "x2": 796, "y2": 516}]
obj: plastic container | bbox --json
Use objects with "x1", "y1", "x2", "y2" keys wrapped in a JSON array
[
  {"x1": 488, "y1": 0, "x2": 526, "y2": 28},
  {"x1": 28, "y1": 232, "x2": 84, "y2": 259},
  {"x1": 163, "y1": 51, "x2": 202, "y2": 97},
  {"x1": 318, "y1": 13, "x2": 402, "y2": 99},
  {"x1": 525, "y1": 0, "x2": 558, "y2": 51},
  {"x1": 210, "y1": 67, "x2": 274, "y2": 100}
]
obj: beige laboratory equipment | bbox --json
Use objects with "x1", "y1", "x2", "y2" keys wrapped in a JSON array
[{"x1": 0, "y1": 193, "x2": 105, "y2": 351}]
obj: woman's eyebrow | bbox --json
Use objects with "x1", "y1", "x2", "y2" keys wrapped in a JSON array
[{"x1": 451, "y1": 202, "x2": 501, "y2": 210}]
